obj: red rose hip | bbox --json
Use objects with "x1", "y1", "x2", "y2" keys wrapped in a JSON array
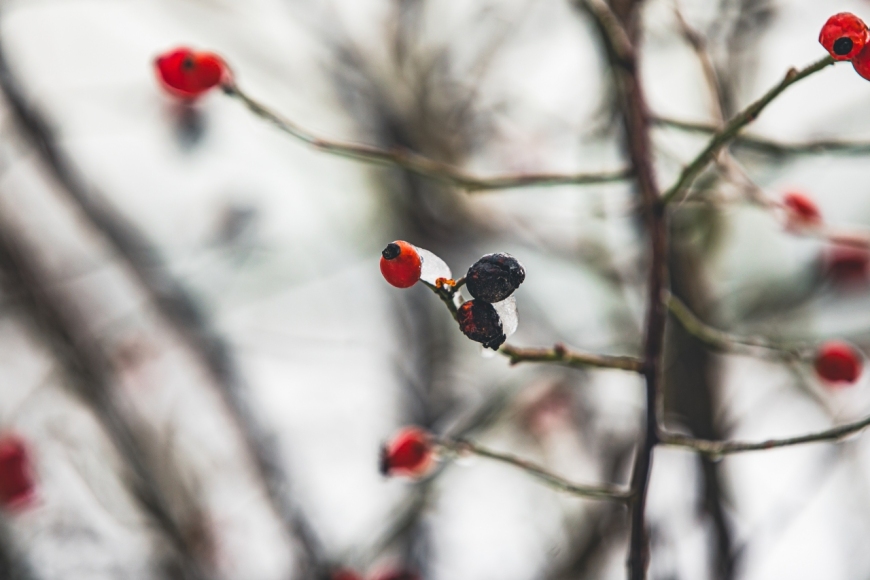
[
  {"x1": 782, "y1": 192, "x2": 822, "y2": 228},
  {"x1": 380, "y1": 427, "x2": 434, "y2": 478},
  {"x1": 823, "y1": 245, "x2": 870, "y2": 286},
  {"x1": 0, "y1": 435, "x2": 35, "y2": 509},
  {"x1": 154, "y1": 47, "x2": 228, "y2": 99},
  {"x1": 380, "y1": 241, "x2": 422, "y2": 288},
  {"x1": 820, "y1": 13, "x2": 869, "y2": 61},
  {"x1": 815, "y1": 340, "x2": 863, "y2": 384}
]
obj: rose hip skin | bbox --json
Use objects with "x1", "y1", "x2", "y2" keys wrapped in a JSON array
[
  {"x1": 154, "y1": 47, "x2": 227, "y2": 99},
  {"x1": 379, "y1": 427, "x2": 433, "y2": 478},
  {"x1": 820, "y1": 13, "x2": 869, "y2": 61},
  {"x1": 0, "y1": 435, "x2": 35, "y2": 509},
  {"x1": 457, "y1": 299, "x2": 506, "y2": 350},
  {"x1": 782, "y1": 192, "x2": 822, "y2": 227},
  {"x1": 465, "y1": 253, "x2": 525, "y2": 303},
  {"x1": 853, "y1": 43, "x2": 870, "y2": 80},
  {"x1": 380, "y1": 241, "x2": 422, "y2": 288},
  {"x1": 815, "y1": 341, "x2": 863, "y2": 384}
]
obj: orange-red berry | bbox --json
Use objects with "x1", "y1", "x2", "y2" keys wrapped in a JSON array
[
  {"x1": 782, "y1": 191, "x2": 822, "y2": 228},
  {"x1": 820, "y1": 13, "x2": 869, "y2": 61},
  {"x1": 380, "y1": 241, "x2": 422, "y2": 288},
  {"x1": 853, "y1": 43, "x2": 870, "y2": 80},
  {"x1": 379, "y1": 427, "x2": 433, "y2": 478},
  {"x1": 154, "y1": 47, "x2": 228, "y2": 99},
  {"x1": 815, "y1": 340, "x2": 863, "y2": 384},
  {"x1": 0, "y1": 435, "x2": 35, "y2": 509}
]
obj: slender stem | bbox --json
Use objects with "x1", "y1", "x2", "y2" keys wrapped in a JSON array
[
  {"x1": 438, "y1": 438, "x2": 632, "y2": 501},
  {"x1": 660, "y1": 56, "x2": 835, "y2": 205},
  {"x1": 222, "y1": 83, "x2": 630, "y2": 192},
  {"x1": 500, "y1": 343, "x2": 644, "y2": 372},
  {"x1": 666, "y1": 293, "x2": 806, "y2": 360},
  {"x1": 654, "y1": 115, "x2": 870, "y2": 156},
  {"x1": 659, "y1": 412, "x2": 870, "y2": 455}
]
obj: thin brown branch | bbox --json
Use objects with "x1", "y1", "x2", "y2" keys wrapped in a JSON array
[
  {"x1": 222, "y1": 83, "x2": 631, "y2": 191},
  {"x1": 666, "y1": 293, "x2": 805, "y2": 360},
  {"x1": 500, "y1": 343, "x2": 644, "y2": 372},
  {"x1": 654, "y1": 115, "x2": 870, "y2": 156},
  {"x1": 439, "y1": 439, "x2": 632, "y2": 501},
  {"x1": 574, "y1": 1, "x2": 668, "y2": 577},
  {"x1": 661, "y1": 56, "x2": 835, "y2": 204},
  {"x1": 659, "y1": 412, "x2": 870, "y2": 455}
]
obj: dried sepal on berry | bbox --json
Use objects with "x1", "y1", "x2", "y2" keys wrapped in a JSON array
[
  {"x1": 815, "y1": 340, "x2": 863, "y2": 385},
  {"x1": 465, "y1": 253, "x2": 525, "y2": 303},
  {"x1": 379, "y1": 427, "x2": 434, "y2": 478},
  {"x1": 782, "y1": 191, "x2": 822, "y2": 229},
  {"x1": 380, "y1": 241, "x2": 422, "y2": 288},
  {"x1": 820, "y1": 13, "x2": 869, "y2": 61},
  {"x1": 0, "y1": 435, "x2": 36, "y2": 510},
  {"x1": 154, "y1": 47, "x2": 229, "y2": 99},
  {"x1": 457, "y1": 299, "x2": 506, "y2": 350}
]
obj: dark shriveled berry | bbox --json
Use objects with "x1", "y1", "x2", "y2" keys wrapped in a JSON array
[
  {"x1": 457, "y1": 300, "x2": 505, "y2": 350},
  {"x1": 465, "y1": 253, "x2": 525, "y2": 303}
]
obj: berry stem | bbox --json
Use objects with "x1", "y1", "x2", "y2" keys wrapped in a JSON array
[
  {"x1": 661, "y1": 56, "x2": 835, "y2": 205},
  {"x1": 221, "y1": 83, "x2": 631, "y2": 191},
  {"x1": 437, "y1": 438, "x2": 632, "y2": 501},
  {"x1": 499, "y1": 343, "x2": 644, "y2": 372}
]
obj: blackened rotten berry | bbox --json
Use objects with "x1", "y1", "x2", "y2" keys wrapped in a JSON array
[
  {"x1": 457, "y1": 300, "x2": 506, "y2": 350},
  {"x1": 465, "y1": 253, "x2": 525, "y2": 303}
]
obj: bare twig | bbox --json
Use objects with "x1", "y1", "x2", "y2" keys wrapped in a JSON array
[
  {"x1": 660, "y1": 56, "x2": 835, "y2": 205},
  {"x1": 438, "y1": 438, "x2": 632, "y2": 501},
  {"x1": 222, "y1": 83, "x2": 630, "y2": 191},
  {"x1": 659, "y1": 412, "x2": 870, "y2": 455},
  {"x1": 666, "y1": 293, "x2": 805, "y2": 360},
  {"x1": 500, "y1": 343, "x2": 644, "y2": 372},
  {"x1": 653, "y1": 115, "x2": 870, "y2": 156}
]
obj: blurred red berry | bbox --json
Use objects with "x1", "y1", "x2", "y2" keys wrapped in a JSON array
[
  {"x1": 820, "y1": 13, "x2": 869, "y2": 60},
  {"x1": 824, "y1": 245, "x2": 870, "y2": 285},
  {"x1": 782, "y1": 191, "x2": 822, "y2": 228},
  {"x1": 154, "y1": 47, "x2": 228, "y2": 99},
  {"x1": 371, "y1": 570, "x2": 420, "y2": 580},
  {"x1": 0, "y1": 435, "x2": 35, "y2": 509},
  {"x1": 380, "y1": 427, "x2": 433, "y2": 478},
  {"x1": 332, "y1": 570, "x2": 363, "y2": 580},
  {"x1": 815, "y1": 340, "x2": 863, "y2": 384},
  {"x1": 380, "y1": 241, "x2": 422, "y2": 288}
]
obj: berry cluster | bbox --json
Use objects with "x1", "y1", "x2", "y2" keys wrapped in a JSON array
[
  {"x1": 820, "y1": 13, "x2": 870, "y2": 80},
  {"x1": 154, "y1": 47, "x2": 229, "y2": 99},
  {"x1": 380, "y1": 242, "x2": 525, "y2": 350}
]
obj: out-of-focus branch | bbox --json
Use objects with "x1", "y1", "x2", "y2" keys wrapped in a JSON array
[
  {"x1": 574, "y1": 0, "x2": 668, "y2": 576},
  {"x1": 222, "y1": 83, "x2": 631, "y2": 191},
  {"x1": 666, "y1": 293, "x2": 804, "y2": 360},
  {"x1": 0, "y1": 37, "x2": 325, "y2": 577},
  {"x1": 438, "y1": 439, "x2": 632, "y2": 501},
  {"x1": 0, "y1": 515, "x2": 38, "y2": 580},
  {"x1": 654, "y1": 116, "x2": 870, "y2": 156},
  {"x1": 661, "y1": 56, "x2": 835, "y2": 204},
  {"x1": 500, "y1": 343, "x2": 644, "y2": 372},
  {"x1": 659, "y1": 412, "x2": 870, "y2": 455},
  {"x1": 0, "y1": 216, "x2": 209, "y2": 580}
]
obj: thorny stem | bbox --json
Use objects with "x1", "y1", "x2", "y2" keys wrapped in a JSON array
[
  {"x1": 660, "y1": 56, "x2": 835, "y2": 204},
  {"x1": 222, "y1": 83, "x2": 631, "y2": 191},
  {"x1": 438, "y1": 438, "x2": 632, "y2": 501},
  {"x1": 653, "y1": 115, "x2": 870, "y2": 156},
  {"x1": 500, "y1": 343, "x2": 644, "y2": 372},
  {"x1": 659, "y1": 412, "x2": 870, "y2": 455}
]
